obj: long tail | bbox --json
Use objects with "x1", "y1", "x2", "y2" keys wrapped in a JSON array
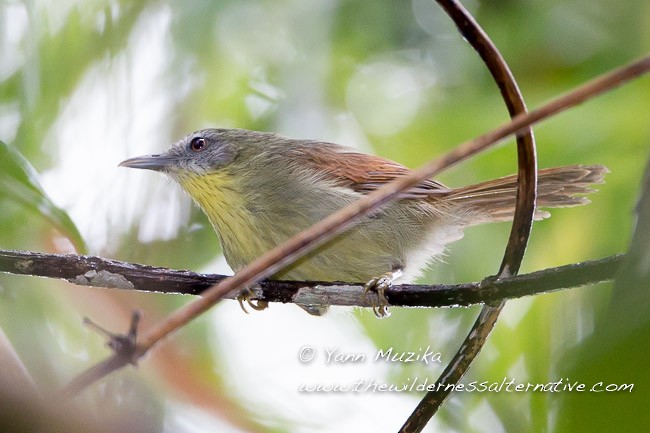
[{"x1": 445, "y1": 165, "x2": 608, "y2": 223}]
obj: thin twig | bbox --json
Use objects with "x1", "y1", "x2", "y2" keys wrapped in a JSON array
[
  {"x1": 60, "y1": 54, "x2": 650, "y2": 396},
  {"x1": 0, "y1": 249, "x2": 622, "y2": 307}
]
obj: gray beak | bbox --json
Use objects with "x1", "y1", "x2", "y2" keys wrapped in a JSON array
[{"x1": 119, "y1": 154, "x2": 179, "y2": 172}]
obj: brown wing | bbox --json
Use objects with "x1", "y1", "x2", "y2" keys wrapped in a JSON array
[{"x1": 295, "y1": 143, "x2": 451, "y2": 199}]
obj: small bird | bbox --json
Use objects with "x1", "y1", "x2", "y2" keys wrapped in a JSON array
[{"x1": 120, "y1": 128, "x2": 607, "y2": 316}]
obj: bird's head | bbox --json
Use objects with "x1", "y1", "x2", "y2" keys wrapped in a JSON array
[
  {"x1": 119, "y1": 128, "x2": 283, "y2": 216},
  {"x1": 118, "y1": 128, "x2": 247, "y2": 177}
]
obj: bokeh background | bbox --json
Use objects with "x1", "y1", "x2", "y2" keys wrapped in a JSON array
[{"x1": 1, "y1": 0, "x2": 649, "y2": 432}]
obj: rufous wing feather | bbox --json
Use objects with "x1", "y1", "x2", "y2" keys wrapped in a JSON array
[
  {"x1": 297, "y1": 144, "x2": 451, "y2": 198},
  {"x1": 296, "y1": 143, "x2": 606, "y2": 223}
]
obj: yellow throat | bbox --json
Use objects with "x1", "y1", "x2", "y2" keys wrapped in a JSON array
[{"x1": 175, "y1": 171, "x2": 267, "y2": 270}]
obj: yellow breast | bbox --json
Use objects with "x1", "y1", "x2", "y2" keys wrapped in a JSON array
[
  {"x1": 175, "y1": 171, "x2": 269, "y2": 270},
  {"x1": 173, "y1": 170, "x2": 395, "y2": 284}
]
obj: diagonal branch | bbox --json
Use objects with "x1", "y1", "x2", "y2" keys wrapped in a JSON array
[{"x1": 58, "y1": 54, "x2": 650, "y2": 397}]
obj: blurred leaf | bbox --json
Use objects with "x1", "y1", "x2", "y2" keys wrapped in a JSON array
[
  {"x1": 9, "y1": 1, "x2": 149, "y2": 163},
  {"x1": 0, "y1": 140, "x2": 87, "y2": 253},
  {"x1": 556, "y1": 157, "x2": 650, "y2": 432}
]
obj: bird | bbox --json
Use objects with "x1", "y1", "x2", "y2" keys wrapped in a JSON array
[{"x1": 120, "y1": 128, "x2": 607, "y2": 316}]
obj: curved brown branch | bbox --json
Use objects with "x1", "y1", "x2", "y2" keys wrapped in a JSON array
[
  {"x1": 57, "y1": 54, "x2": 650, "y2": 396},
  {"x1": 401, "y1": 1, "x2": 537, "y2": 430},
  {"x1": 0, "y1": 249, "x2": 622, "y2": 307}
]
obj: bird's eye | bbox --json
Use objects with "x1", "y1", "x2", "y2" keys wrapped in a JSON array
[{"x1": 190, "y1": 137, "x2": 206, "y2": 152}]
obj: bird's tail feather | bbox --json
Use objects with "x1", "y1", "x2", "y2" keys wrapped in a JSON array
[{"x1": 446, "y1": 165, "x2": 608, "y2": 223}]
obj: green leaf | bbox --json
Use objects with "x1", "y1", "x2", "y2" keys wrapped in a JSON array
[{"x1": 0, "y1": 140, "x2": 87, "y2": 253}]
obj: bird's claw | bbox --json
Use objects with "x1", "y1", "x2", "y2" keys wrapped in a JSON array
[
  {"x1": 236, "y1": 287, "x2": 269, "y2": 314},
  {"x1": 363, "y1": 275, "x2": 393, "y2": 318},
  {"x1": 363, "y1": 267, "x2": 403, "y2": 318}
]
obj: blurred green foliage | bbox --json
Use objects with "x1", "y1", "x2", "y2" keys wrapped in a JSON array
[
  {"x1": 1, "y1": 0, "x2": 649, "y2": 432},
  {"x1": 0, "y1": 140, "x2": 86, "y2": 253}
]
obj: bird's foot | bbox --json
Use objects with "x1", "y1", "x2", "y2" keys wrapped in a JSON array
[
  {"x1": 236, "y1": 287, "x2": 269, "y2": 314},
  {"x1": 363, "y1": 268, "x2": 403, "y2": 318}
]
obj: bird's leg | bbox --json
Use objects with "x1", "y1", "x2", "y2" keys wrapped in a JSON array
[
  {"x1": 364, "y1": 266, "x2": 403, "y2": 318},
  {"x1": 236, "y1": 286, "x2": 269, "y2": 313}
]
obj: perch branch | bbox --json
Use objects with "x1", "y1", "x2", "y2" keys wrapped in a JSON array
[{"x1": 0, "y1": 249, "x2": 622, "y2": 307}]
